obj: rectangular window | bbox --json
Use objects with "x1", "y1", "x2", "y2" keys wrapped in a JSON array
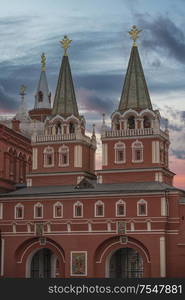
[
  {"x1": 136, "y1": 150, "x2": 141, "y2": 161},
  {"x1": 62, "y1": 153, "x2": 67, "y2": 165},
  {"x1": 139, "y1": 203, "x2": 146, "y2": 216},
  {"x1": 16, "y1": 207, "x2": 23, "y2": 219},
  {"x1": 35, "y1": 206, "x2": 43, "y2": 218},
  {"x1": 96, "y1": 205, "x2": 104, "y2": 217},
  {"x1": 118, "y1": 150, "x2": 124, "y2": 162},
  {"x1": 47, "y1": 154, "x2": 53, "y2": 165},
  {"x1": 75, "y1": 205, "x2": 82, "y2": 217},
  {"x1": 117, "y1": 204, "x2": 125, "y2": 216},
  {"x1": 54, "y1": 205, "x2": 63, "y2": 218}
]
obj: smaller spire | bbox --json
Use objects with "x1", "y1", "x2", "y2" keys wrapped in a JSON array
[
  {"x1": 128, "y1": 25, "x2": 142, "y2": 47},
  {"x1": 41, "y1": 53, "x2": 46, "y2": 71},
  {"x1": 15, "y1": 85, "x2": 29, "y2": 121},
  {"x1": 60, "y1": 35, "x2": 72, "y2": 56}
]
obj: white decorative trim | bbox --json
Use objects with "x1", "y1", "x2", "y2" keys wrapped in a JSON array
[
  {"x1": 70, "y1": 251, "x2": 87, "y2": 276},
  {"x1": 73, "y1": 201, "x2": 83, "y2": 218},
  {"x1": 152, "y1": 141, "x2": 160, "y2": 163},
  {"x1": 137, "y1": 199, "x2": 147, "y2": 216},
  {"x1": 102, "y1": 143, "x2": 108, "y2": 166},
  {"x1": 161, "y1": 197, "x2": 167, "y2": 216},
  {"x1": 94, "y1": 200, "x2": 104, "y2": 217},
  {"x1": 132, "y1": 140, "x2": 143, "y2": 163},
  {"x1": 74, "y1": 145, "x2": 82, "y2": 168},
  {"x1": 53, "y1": 202, "x2": 63, "y2": 218},
  {"x1": 114, "y1": 141, "x2": 126, "y2": 164},
  {"x1": 160, "y1": 236, "x2": 166, "y2": 277},
  {"x1": 32, "y1": 148, "x2": 38, "y2": 170},
  {"x1": 14, "y1": 203, "x2": 24, "y2": 219},
  {"x1": 34, "y1": 202, "x2": 43, "y2": 219},
  {"x1": 58, "y1": 145, "x2": 69, "y2": 167},
  {"x1": 0, "y1": 238, "x2": 5, "y2": 276},
  {"x1": 0, "y1": 203, "x2": 3, "y2": 219},
  {"x1": 43, "y1": 146, "x2": 54, "y2": 167},
  {"x1": 115, "y1": 199, "x2": 126, "y2": 217}
]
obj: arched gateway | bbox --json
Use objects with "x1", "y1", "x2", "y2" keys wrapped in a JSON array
[
  {"x1": 109, "y1": 247, "x2": 143, "y2": 278},
  {"x1": 27, "y1": 248, "x2": 58, "y2": 278}
]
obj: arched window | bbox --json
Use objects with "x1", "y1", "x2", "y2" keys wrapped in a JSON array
[
  {"x1": 143, "y1": 116, "x2": 151, "y2": 128},
  {"x1": 116, "y1": 200, "x2": 126, "y2": 217},
  {"x1": 127, "y1": 116, "x2": 135, "y2": 129},
  {"x1": 114, "y1": 118, "x2": 120, "y2": 130},
  {"x1": 58, "y1": 145, "x2": 69, "y2": 167},
  {"x1": 73, "y1": 201, "x2": 83, "y2": 218},
  {"x1": 94, "y1": 200, "x2": 104, "y2": 217},
  {"x1": 15, "y1": 203, "x2": 24, "y2": 219},
  {"x1": 53, "y1": 202, "x2": 63, "y2": 218},
  {"x1": 55, "y1": 122, "x2": 61, "y2": 135},
  {"x1": 114, "y1": 142, "x2": 126, "y2": 163},
  {"x1": 44, "y1": 146, "x2": 54, "y2": 167},
  {"x1": 38, "y1": 91, "x2": 43, "y2": 102},
  {"x1": 34, "y1": 202, "x2": 43, "y2": 219},
  {"x1": 137, "y1": 199, "x2": 147, "y2": 216},
  {"x1": 69, "y1": 122, "x2": 75, "y2": 134},
  {"x1": 132, "y1": 140, "x2": 143, "y2": 163}
]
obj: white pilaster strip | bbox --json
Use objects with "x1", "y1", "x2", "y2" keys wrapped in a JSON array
[{"x1": 160, "y1": 236, "x2": 166, "y2": 277}]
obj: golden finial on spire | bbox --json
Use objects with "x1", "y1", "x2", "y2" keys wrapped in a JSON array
[
  {"x1": 41, "y1": 53, "x2": 46, "y2": 71},
  {"x1": 128, "y1": 25, "x2": 142, "y2": 46},
  {"x1": 19, "y1": 85, "x2": 26, "y2": 96},
  {"x1": 60, "y1": 35, "x2": 72, "y2": 56}
]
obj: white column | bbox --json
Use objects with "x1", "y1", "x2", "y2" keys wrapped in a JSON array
[
  {"x1": 152, "y1": 141, "x2": 160, "y2": 163},
  {"x1": 74, "y1": 145, "x2": 82, "y2": 167},
  {"x1": 32, "y1": 148, "x2": 38, "y2": 170},
  {"x1": 160, "y1": 236, "x2": 166, "y2": 277},
  {"x1": 1, "y1": 238, "x2": 5, "y2": 276},
  {"x1": 102, "y1": 143, "x2": 108, "y2": 166}
]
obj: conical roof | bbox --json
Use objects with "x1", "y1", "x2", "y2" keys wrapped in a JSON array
[
  {"x1": 52, "y1": 54, "x2": 79, "y2": 117},
  {"x1": 118, "y1": 43, "x2": 152, "y2": 112}
]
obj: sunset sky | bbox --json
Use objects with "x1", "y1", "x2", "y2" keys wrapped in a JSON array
[{"x1": 0, "y1": 0, "x2": 184, "y2": 189}]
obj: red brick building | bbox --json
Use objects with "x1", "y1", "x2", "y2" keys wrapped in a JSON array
[{"x1": 0, "y1": 29, "x2": 185, "y2": 278}]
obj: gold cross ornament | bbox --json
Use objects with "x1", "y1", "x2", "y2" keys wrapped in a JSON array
[
  {"x1": 128, "y1": 25, "x2": 142, "y2": 46},
  {"x1": 41, "y1": 53, "x2": 46, "y2": 71},
  {"x1": 60, "y1": 35, "x2": 72, "y2": 56}
]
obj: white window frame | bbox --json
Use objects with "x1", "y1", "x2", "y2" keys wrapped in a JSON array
[
  {"x1": 14, "y1": 203, "x2": 24, "y2": 219},
  {"x1": 73, "y1": 201, "x2": 83, "y2": 218},
  {"x1": 116, "y1": 199, "x2": 126, "y2": 217},
  {"x1": 132, "y1": 140, "x2": 143, "y2": 163},
  {"x1": 94, "y1": 200, "x2": 104, "y2": 217},
  {"x1": 53, "y1": 202, "x2": 63, "y2": 218},
  {"x1": 114, "y1": 141, "x2": 126, "y2": 164},
  {"x1": 43, "y1": 146, "x2": 54, "y2": 167},
  {"x1": 34, "y1": 202, "x2": 43, "y2": 219},
  {"x1": 0, "y1": 203, "x2": 3, "y2": 219},
  {"x1": 58, "y1": 145, "x2": 69, "y2": 167},
  {"x1": 137, "y1": 199, "x2": 147, "y2": 216}
]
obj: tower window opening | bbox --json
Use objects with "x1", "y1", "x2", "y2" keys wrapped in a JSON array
[
  {"x1": 132, "y1": 140, "x2": 143, "y2": 163},
  {"x1": 69, "y1": 122, "x2": 75, "y2": 134},
  {"x1": 74, "y1": 202, "x2": 83, "y2": 217},
  {"x1": 115, "y1": 118, "x2": 120, "y2": 130},
  {"x1": 115, "y1": 142, "x2": 126, "y2": 163},
  {"x1": 59, "y1": 145, "x2": 69, "y2": 166},
  {"x1": 128, "y1": 116, "x2": 135, "y2": 129},
  {"x1": 95, "y1": 201, "x2": 104, "y2": 217},
  {"x1": 137, "y1": 200, "x2": 147, "y2": 216},
  {"x1": 34, "y1": 203, "x2": 43, "y2": 219},
  {"x1": 15, "y1": 204, "x2": 24, "y2": 219},
  {"x1": 143, "y1": 116, "x2": 151, "y2": 128},
  {"x1": 38, "y1": 91, "x2": 43, "y2": 102},
  {"x1": 44, "y1": 147, "x2": 54, "y2": 167}
]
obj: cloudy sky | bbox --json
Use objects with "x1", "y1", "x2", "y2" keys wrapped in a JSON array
[{"x1": 0, "y1": 0, "x2": 185, "y2": 189}]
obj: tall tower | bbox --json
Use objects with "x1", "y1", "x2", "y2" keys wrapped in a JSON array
[
  {"x1": 99, "y1": 26, "x2": 174, "y2": 185},
  {"x1": 29, "y1": 53, "x2": 52, "y2": 121},
  {"x1": 28, "y1": 36, "x2": 96, "y2": 187}
]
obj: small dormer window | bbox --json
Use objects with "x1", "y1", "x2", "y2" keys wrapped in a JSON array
[
  {"x1": 143, "y1": 116, "x2": 151, "y2": 128},
  {"x1": 38, "y1": 91, "x2": 43, "y2": 102},
  {"x1": 128, "y1": 116, "x2": 135, "y2": 129}
]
